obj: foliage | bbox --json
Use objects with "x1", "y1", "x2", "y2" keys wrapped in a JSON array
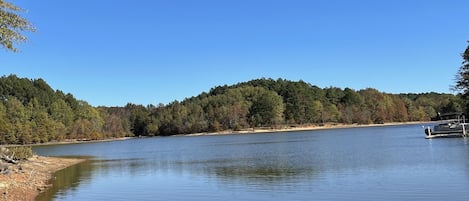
[
  {"x1": 0, "y1": 75, "x2": 132, "y2": 144},
  {"x1": 0, "y1": 75, "x2": 463, "y2": 143},
  {"x1": 137, "y1": 78, "x2": 462, "y2": 136},
  {"x1": 0, "y1": 0, "x2": 35, "y2": 52},
  {"x1": 455, "y1": 42, "x2": 469, "y2": 114}
]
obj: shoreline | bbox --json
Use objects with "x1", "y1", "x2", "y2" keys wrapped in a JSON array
[
  {"x1": 0, "y1": 156, "x2": 85, "y2": 201},
  {"x1": 182, "y1": 121, "x2": 430, "y2": 137},
  {"x1": 6, "y1": 122, "x2": 431, "y2": 147},
  {"x1": 12, "y1": 137, "x2": 135, "y2": 148}
]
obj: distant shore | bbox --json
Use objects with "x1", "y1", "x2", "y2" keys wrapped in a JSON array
[
  {"x1": 0, "y1": 156, "x2": 85, "y2": 201},
  {"x1": 7, "y1": 122, "x2": 432, "y2": 147},
  {"x1": 183, "y1": 121, "x2": 430, "y2": 137}
]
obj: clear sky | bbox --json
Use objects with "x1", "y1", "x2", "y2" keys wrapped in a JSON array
[{"x1": 2, "y1": 0, "x2": 469, "y2": 106}]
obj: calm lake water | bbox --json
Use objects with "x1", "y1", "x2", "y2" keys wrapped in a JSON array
[{"x1": 33, "y1": 125, "x2": 469, "y2": 201}]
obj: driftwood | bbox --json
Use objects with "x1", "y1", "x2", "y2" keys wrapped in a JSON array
[
  {"x1": 0, "y1": 147, "x2": 19, "y2": 174},
  {"x1": 0, "y1": 147, "x2": 19, "y2": 164},
  {"x1": 2, "y1": 155, "x2": 19, "y2": 164}
]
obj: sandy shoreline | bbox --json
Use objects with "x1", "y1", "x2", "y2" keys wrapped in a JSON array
[
  {"x1": 0, "y1": 156, "x2": 85, "y2": 201},
  {"x1": 183, "y1": 121, "x2": 430, "y2": 136}
]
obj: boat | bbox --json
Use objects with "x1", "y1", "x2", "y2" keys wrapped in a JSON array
[{"x1": 424, "y1": 112, "x2": 469, "y2": 139}]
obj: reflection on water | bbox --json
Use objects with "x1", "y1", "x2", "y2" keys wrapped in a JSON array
[
  {"x1": 36, "y1": 160, "x2": 94, "y2": 201},
  {"x1": 213, "y1": 165, "x2": 316, "y2": 184},
  {"x1": 33, "y1": 125, "x2": 469, "y2": 201}
]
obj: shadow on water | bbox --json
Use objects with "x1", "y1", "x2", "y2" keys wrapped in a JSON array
[{"x1": 36, "y1": 159, "x2": 94, "y2": 201}]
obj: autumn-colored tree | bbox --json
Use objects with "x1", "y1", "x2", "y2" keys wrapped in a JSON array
[
  {"x1": 390, "y1": 96, "x2": 408, "y2": 122},
  {"x1": 0, "y1": 0, "x2": 35, "y2": 52}
]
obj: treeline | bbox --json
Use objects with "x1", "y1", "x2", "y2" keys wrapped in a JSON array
[
  {"x1": 0, "y1": 75, "x2": 131, "y2": 144},
  {"x1": 0, "y1": 76, "x2": 463, "y2": 144},
  {"x1": 128, "y1": 78, "x2": 463, "y2": 136}
]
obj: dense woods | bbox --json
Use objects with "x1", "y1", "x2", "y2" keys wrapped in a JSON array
[
  {"x1": 0, "y1": 75, "x2": 130, "y2": 144},
  {"x1": 0, "y1": 75, "x2": 463, "y2": 144}
]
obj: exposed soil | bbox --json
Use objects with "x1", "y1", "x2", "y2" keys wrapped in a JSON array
[{"x1": 0, "y1": 156, "x2": 84, "y2": 201}]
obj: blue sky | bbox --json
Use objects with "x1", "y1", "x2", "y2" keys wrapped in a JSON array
[{"x1": 2, "y1": 0, "x2": 469, "y2": 106}]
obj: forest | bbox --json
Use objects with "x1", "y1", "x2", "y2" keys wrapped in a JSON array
[{"x1": 0, "y1": 75, "x2": 463, "y2": 144}]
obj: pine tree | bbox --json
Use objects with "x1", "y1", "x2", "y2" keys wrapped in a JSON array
[{"x1": 455, "y1": 42, "x2": 469, "y2": 113}]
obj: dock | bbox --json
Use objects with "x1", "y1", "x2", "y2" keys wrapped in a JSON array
[
  {"x1": 424, "y1": 123, "x2": 469, "y2": 139},
  {"x1": 424, "y1": 113, "x2": 469, "y2": 139}
]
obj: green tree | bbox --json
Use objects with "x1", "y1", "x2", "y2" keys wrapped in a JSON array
[
  {"x1": 325, "y1": 87, "x2": 345, "y2": 105},
  {"x1": 322, "y1": 103, "x2": 341, "y2": 123},
  {"x1": 283, "y1": 81, "x2": 320, "y2": 124},
  {"x1": 0, "y1": 102, "x2": 12, "y2": 144},
  {"x1": 455, "y1": 42, "x2": 469, "y2": 113},
  {"x1": 29, "y1": 98, "x2": 64, "y2": 143},
  {"x1": 0, "y1": 0, "x2": 35, "y2": 52},
  {"x1": 339, "y1": 88, "x2": 366, "y2": 124},
  {"x1": 126, "y1": 103, "x2": 149, "y2": 135},
  {"x1": 71, "y1": 101, "x2": 104, "y2": 139},
  {"x1": 414, "y1": 96, "x2": 437, "y2": 120},
  {"x1": 184, "y1": 102, "x2": 208, "y2": 133},
  {"x1": 50, "y1": 99, "x2": 74, "y2": 127},
  {"x1": 4, "y1": 96, "x2": 27, "y2": 143},
  {"x1": 223, "y1": 88, "x2": 250, "y2": 129},
  {"x1": 248, "y1": 88, "x2": 284, "y2": 127}
]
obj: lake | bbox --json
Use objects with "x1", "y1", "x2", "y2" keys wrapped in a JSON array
[{"x1": 33, "y1": 125, "x2": 469, "y2": 201}]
